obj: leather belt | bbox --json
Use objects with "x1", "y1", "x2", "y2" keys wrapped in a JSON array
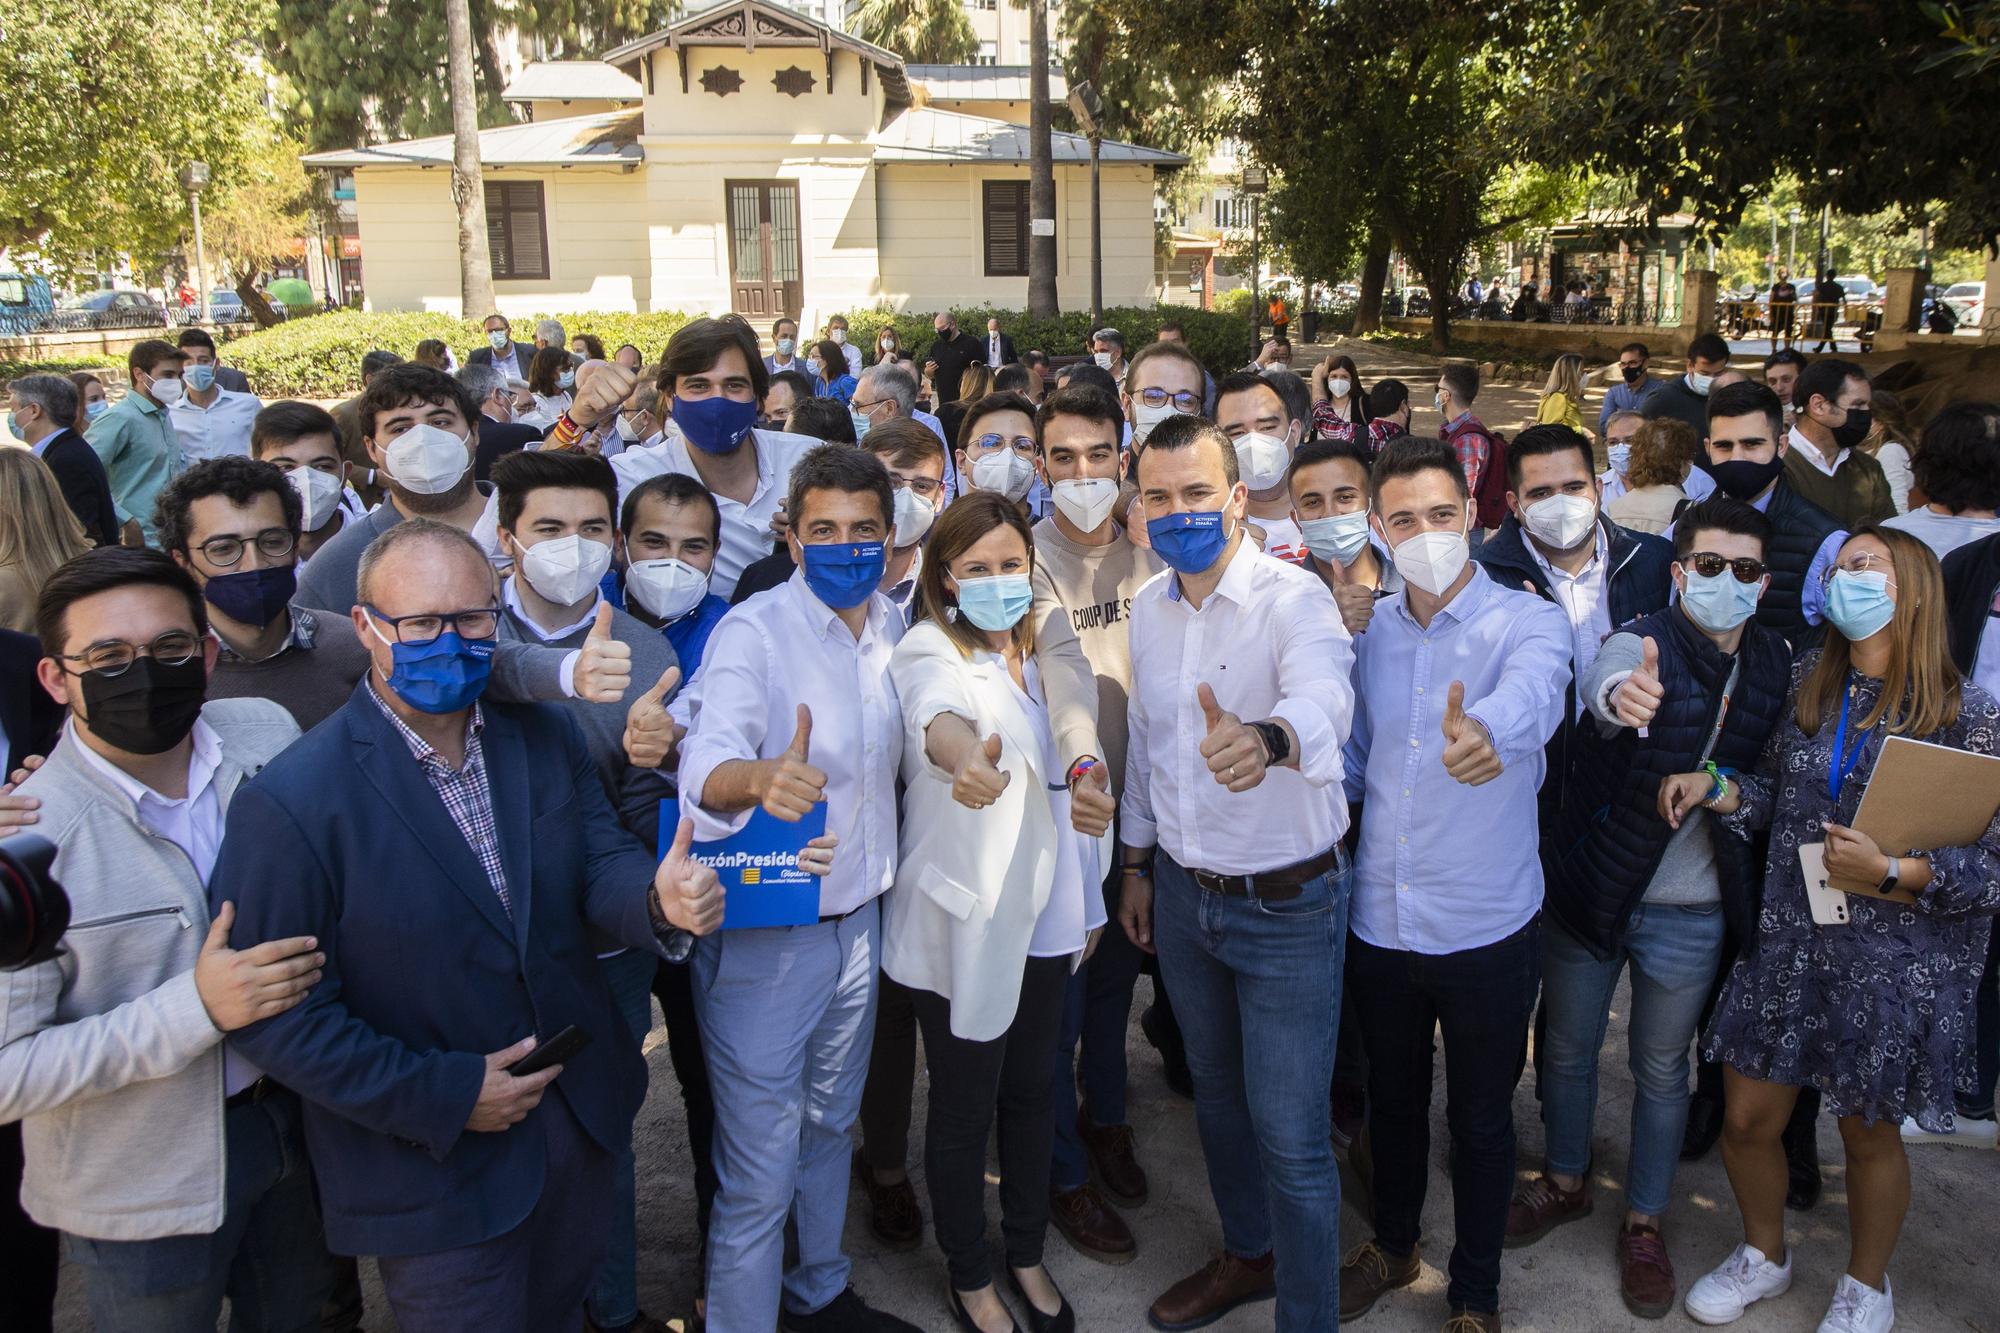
[{"x1": 1189, "y1": 845, "x2": 1345, "y2": 903}]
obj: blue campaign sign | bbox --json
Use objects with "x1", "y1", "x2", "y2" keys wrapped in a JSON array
[{"x1": 658, "y1": 798, "x2": 825, "y2": 930}]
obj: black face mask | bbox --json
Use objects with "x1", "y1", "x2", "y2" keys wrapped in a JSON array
[
  {"x1": 1709, "y1": 455, "x2": 1787, "y2": 502},
  {"x1": 79, "y1": 656, "x2": 207, "y2": 755},
  {"x1": 1621, "y1": 364, "x2": 1645, "y2": 384},
  {"x1": 1831, "y1": 406, "x2": 1873, "y2": 451}
]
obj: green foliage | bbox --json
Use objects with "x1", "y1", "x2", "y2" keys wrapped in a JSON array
[
  {"x1": 0, "y1": 356, "x2": 119, "y2": 382},
  {"x1": 1213, "y1": 288, "x2": 1254, "y2": 320},
  {"x1": 849, "y1": 0, "x2": 977, "y2": 63},
  {"x1": 832, "y1": 305, "x2": 1252, "y2": 377},
  {"x1": 0, "y1": 0, "x2": 275, "y2": 278},
  {"x1": 222, "y1": 308, "x2": 695, "y2": 397},
  {"x1": 1706, "y1": 180, "x2": 1986, "y2": 291}
]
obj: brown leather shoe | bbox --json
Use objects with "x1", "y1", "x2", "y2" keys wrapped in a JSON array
[
  {"x1": 1618, "y1": 1222, "x2": 1676, "y2": 1319},
  {"x1": 1503, "y1": 1174, "x2": 1591, "y2": 1248},
  {"x1": 849, "y1": 1150, "x2": 922, "y2": 1250},
  {"x1": 1048, "y1": 1183, "x2": 1136, "y2": 1265},
  {"x1": 1146, "y1": 1251, "x2": 1276, "y2": 1331},
  {"x1": 1339, "y1": 1239, "x2": 1421, "y2": 1321},
  {"x1": 1442, "y1": 1308, "x2": 1501, "y2": 1332},
  {"x1": 1078, "y1": 1110, "x2": 1149, "y2": 1206}
]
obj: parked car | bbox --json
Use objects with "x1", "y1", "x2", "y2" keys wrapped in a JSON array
[
  {"x1": 53, "y1": 289, "x2": 169, "y2": 330},
  {"x1": 1833, "y1": 274, "x2": 1880, "y2": 303},
  {"x1": 1942, "y1": 281, "x2": 1986, "y2": 326},
  {"x1": 0, "y1": 273, "x2": 56, "y2": 335},
  {"x1": 171, "y1": 289, "x2": 250, "y2": 324}
]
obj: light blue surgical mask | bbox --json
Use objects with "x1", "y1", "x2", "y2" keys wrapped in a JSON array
[
  {"x1": 488, "y1": 329, "x2": 511, "y2": 351},
  {"x1": 850, "y1": 408, "x2": 873, "y2": 442},
  {"x1": 1825, "y1": 569, "x2": 1896, "y2": 642},
  {"x1": 1679, "y1": 567, "x2": 1760, "y2": 634},
  {"x1": 1607, "y1": 442, "x2": 1632, "y2": 475},
  {"x1": 85, "y1": 399, "x2": 110, "y2": 422},
  {"x1": 953, "y1": 573, "x2": 1033, "y2": 631},
  {"x1": 777, "y1": 338, "x2": 796, "y2": 357},
  {"x1": 183, "y1": 364, "x2": 216, "y2": 393},
  {"x1": 557, "y1": 369, "x2": 575, "y2": 390},
  {"x1": 1299, "y1": 511, "x2": 1371, "y2": 566}
]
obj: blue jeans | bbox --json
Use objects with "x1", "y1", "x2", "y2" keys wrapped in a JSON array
[
  {"x1": 1049, "y1": 866, "x2": 1147, "y2": 1191},
  {"x1": 693, "y1": 901, "x2": 879, "y2": 1331},
  {"x1": 589, "y1": 948, "x2": 662, "y2": 1330},
  {"x1": 65, "y1": 1089, "x2": 335, "y2": 1333},
  {"x1": 1154, "y1": 850, "x2": 1349, "y2": 1333},
  {"x1": 1540, "y1": 905, "x2": 1725, "y2": 1217}
]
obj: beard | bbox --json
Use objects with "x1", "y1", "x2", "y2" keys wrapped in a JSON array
[{"x1": 391, "y1": 472, "x2": 477, "y2": 515}]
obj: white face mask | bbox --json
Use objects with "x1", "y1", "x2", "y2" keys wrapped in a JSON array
[
  {"x1": 1389, "y1": 525, "x2": 1471, "y2": 596},
  {"x1": 517, "y1": 533, "x2": 615, "y2": 608},
  {"x1": 1052, "y1": 476, "x2": 1120, "y2": 532},
  {"x1": 1094, "y1": 351, "x2": 1115, "y2": 371},
  {"x1": 625, "y1": 557, "x2": 710, "y2": 622},
  {"x1": 969, "y1": 449, "x2": 1035, "y2": 501},
  {"x1": 384, "y1": 422, "x2": 472, "y2": 495},
  {"x1": 148, "y1": 373, "x2": 184, "y2": 407},
  {"x1": 1233, "y1": 430, "x2": 1292, "y2": 492},
  {"x1": 1131, "y1": 400, "x2": 1183, "y2": 444},
  {"x1": 1521, "y1": 493, "x2": 1598, "y2": 551},
  {"x1": 1329, "y1": 376, "x2": 1352, "y2": 399},
  {"x1": 892, "y1": 486, "x2": 936, "y2": 547},
  {"x1": 830, "y1": 329, "x2": 847, "y2": 345},
  {"x1": 287, "y1": 466, "x2": 344, "y2": 531},
  {"x1": 615, "y1": 414, "x2": 641, "y2": 442}
]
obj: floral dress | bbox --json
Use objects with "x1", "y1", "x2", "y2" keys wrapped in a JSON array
[{"x1": 1704, "y1": 653, "x2": 2000, "y2": 1128}]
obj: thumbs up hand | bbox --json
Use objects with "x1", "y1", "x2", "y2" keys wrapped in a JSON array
[
  {"x1": 1610, "y1": 637, "x2": 1665, "y2": 730},
  {"x1": 653, "y1": 816, "x2": 725, "y2": 934},
  {"x1": 622, "y1": 666, "x2": 684, "y2": 770},
  {"x1": 1070, "y1": 760, "x2": 1116, "y2": 837},
  {"x1": 1440, "y1": 681, "x2": 1503, "y2": 786},
  {"x1": 573, "y1": 602, "x2": 634, "y2": 704},
  {"x1": 757, "y1": 704, "x2": 828, "y2": 822},
  {"x1": 1196, "y1": 681, "x2": 1270, "y2": 792},
  {"x1": 952, "y1": 731, "x2": 1012, "y2": 810}
]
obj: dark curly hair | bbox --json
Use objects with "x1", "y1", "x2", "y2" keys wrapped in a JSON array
[
  {"x1": 1913, "y1": 401, "x2": 2000, "y2": 514},
  {"x1": 153, "y1": 455, "x2": 305, "y2": 556}
]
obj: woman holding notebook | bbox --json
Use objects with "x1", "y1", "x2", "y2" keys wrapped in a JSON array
[{"x1": 1658, "y1": 524, "x2": 2000, "y2": 1333}]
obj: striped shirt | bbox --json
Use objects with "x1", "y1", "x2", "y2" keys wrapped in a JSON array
[{"x1": 367, "y1": 683, "x2": 511, "y2": 918}]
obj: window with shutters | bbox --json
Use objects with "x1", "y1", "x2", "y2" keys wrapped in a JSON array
[
  {"x1": 982, "y1": 180, "x2": 1032, "y2": 278},
  {"x1": 485, "y1": 182, "x2": 550, "y2": 281}
]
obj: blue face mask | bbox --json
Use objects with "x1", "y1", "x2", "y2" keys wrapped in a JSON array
[
  {"x1": 1825, "y1": 569, "x2": 1896, "y2": 643},
  {"x1": 799, "y1": 541, "x2": 886, "y2": 610},
  {"x1": 203, "y1": 564, "x2": 297, "y2": 628},
  {"x1": 673, "y1": 394, "x2": 759, "y2": 454},
  {"x1": 488, "y1": 330, "x2": 511, "y2": 351},
  {"x1": 1147, "y1": 510, "x2": 1231, "y2": 575},
  {"x1": 368, "y1": 621, "x2": 495, "y2": 714},
  {"x1": 1607, "y1": 441, "x2": 1632, "y2": 475},
  {"x1": 1679, "y1": 567, "x2": 1760, "y2": 634},
  {"x1": 183, "y1": 364, "x2": 216, "y2": 393},
  {"x1": 954, "y1": 573, "x2": 1033, "y2": 631},
  {"x1": 85, "y1": 399, "x2": 110, "y2": 421},
  {"x1": 557, "y1": 369, "x2": 575, "y2": 390}
]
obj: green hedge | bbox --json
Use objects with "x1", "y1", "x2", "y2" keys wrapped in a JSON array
[
  {"x1": 832, "y1": 304, "x2": 1255, "y2": 379},
  {"x1": 223, "y1": 309, "x2": 697, "y2": 398}
]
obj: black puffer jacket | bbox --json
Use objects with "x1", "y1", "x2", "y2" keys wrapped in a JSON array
[
  {"x1": 1544, "y1": 604, "x2": 1793, "y2": 960},
  {"x1": 1756, "y1": 479, "x2": 1843, "y2": 649}
]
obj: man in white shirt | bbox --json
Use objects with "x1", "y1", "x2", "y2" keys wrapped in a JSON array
[
  {"x1": 1116, "y1": 414, "x2": 1356, "y2": 1332},
  {"x1": 573, "y1": 320, "x2": 821, "y2": 600},
  {"x1": 1215, "y1": 368, "x2": 1312, "y2": 564},
  {"x1": 170, "y1": 329, "x2": 262, "y2": 463},
  {"x1": 1336, "y1": 436, "x2": 1571, "y2": 1333},
  {"x1": 677, "y1": 445, "x2": 918, "y2": 1333},
  {"x1": 985, "y1": 316, "x2": 1017, "y2": 368},
  {"x1": 1884, "y1": 401, "x2": 2000, "y2": 560}
]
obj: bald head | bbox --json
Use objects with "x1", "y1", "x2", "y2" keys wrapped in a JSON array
[{"x1": 355, "y1": 517, "x2": 495, "y2": 614}]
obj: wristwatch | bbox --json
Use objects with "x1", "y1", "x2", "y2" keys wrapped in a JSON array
[
  {"x1": 1875, "y1": 857, "x2": 1901, "y2": 897},
  {"x1": 1250, "y1": 720, "x2": 1291, "y2": 766},
  {"x1": 646, "y1": 887, "x2": 694, "y2": 962}
]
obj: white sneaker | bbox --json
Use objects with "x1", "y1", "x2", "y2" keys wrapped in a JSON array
[
  {"x1": 1817, "y1": 1273, "x2": 1894, "y2": 1332},
  {"x1": 1899, "y1": 1113, "x2": 1998, "y2": 1148},
  {"x1": 1685, "y1": 1242, "x2": 1793, "y2": 1325}
]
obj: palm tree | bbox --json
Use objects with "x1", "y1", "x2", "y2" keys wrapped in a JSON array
[
  {"x1": 851, "y1": 0, "x2": 978, "y2": 63},
  {"x1": 446, "y1": 0, "x2": 495, "y2": 317}
]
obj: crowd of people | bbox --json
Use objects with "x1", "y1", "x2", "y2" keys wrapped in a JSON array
[{"x1": 1, "y1": 304, "x2": 1998, "y2": 1333}]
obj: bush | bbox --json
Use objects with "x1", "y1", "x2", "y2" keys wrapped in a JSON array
[
  {"x1": 224, "y1": 309, "x2": 696, "y2": 398},
  {"x1": 1213, "y1": 288, "x2": 1254, "y2": 321},
  {"x1": 832, "y1": 304, "x2": 1255, "y2": 379}
]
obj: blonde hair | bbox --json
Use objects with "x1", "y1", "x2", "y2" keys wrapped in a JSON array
[
  {"x1": 0, "y1": 450, "x2": 92, "y2": 589},
  {"x1": 1541, "y1": 353, "x2": 1585, "y2": 403},
  {"x1": 1795, "y1": 525, "x2": 1961, "y2": 739},
  {"x1": 953, "y1": 363, "x2": 995, "y2": 406}
]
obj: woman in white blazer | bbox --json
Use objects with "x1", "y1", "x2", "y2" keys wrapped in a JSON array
[{"x1": 885, "y1": 492, "x2": 1115, "y2": 1333}]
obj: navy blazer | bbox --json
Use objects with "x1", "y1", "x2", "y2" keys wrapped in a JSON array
[
  {"x1": 212, "y1": 682, "x2": 663, "y2": 1257},
  {"x1": 0, "y1": 629, "x2": 60, "y2": 772},
  {"x1": 39, "y1": 429, "x2": 120, "y2": 547}
]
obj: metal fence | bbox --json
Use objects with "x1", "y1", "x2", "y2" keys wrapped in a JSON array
[{"x1": 0, "y1": 302, "x2": 294, "y2": 339}]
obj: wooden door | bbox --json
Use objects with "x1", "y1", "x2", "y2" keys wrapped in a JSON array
[{"x1": 725, "y1": 181, "x2": 802, "y2": 322}]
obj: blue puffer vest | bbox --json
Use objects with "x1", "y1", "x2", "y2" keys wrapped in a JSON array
[
  {"x1": 1544, "y1": 604, "x2": 1793, "y2": 960},
  {"x1": 1755, "y1": 479, "x2": 1843, "y2": 649}
]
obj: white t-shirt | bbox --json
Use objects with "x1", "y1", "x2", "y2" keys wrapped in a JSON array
[{"x1": 1883, "y1": 507, "x2": 2000, "y2": 561}]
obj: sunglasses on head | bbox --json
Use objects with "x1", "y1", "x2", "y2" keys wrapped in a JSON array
[{"x1": 1682, "y1": 552, "x2": 1766, "y2": 584}]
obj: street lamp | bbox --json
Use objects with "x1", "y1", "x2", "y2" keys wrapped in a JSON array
[
  {"x1": 1242, "y1": 163, "x2": 1268, "y2": 361},
  {"x1": 178, "y1": 161, "x2": 211, "y2": 325},
  {"x1": 1068, "y1": 80, "x2": 1105, "y2": 325},
  {"x1": 1787, "y1": 207, "x2": 1800, "y2": 276}
]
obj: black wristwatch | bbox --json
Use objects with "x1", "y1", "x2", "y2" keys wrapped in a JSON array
[
  {"x1": 647, "y1": 888, "x2": 694, "y2": 962},
  {"x1": 1251, "y1": 720, "x2": 1291, "y2": 766}
]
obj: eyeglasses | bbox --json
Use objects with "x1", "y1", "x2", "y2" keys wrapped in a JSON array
[
  {"x1": 971, "y1": 433, "x2": 1036, "y2": 457},
  {"x1": 364, "y1": 605, "x2": 502, "y2": 646},
  {"x1": 1682, "y1": 552, "x2": 1767, "y2": 584},
  {"x1": 1822, "y1": 551, "x2": 1897, "y2": 589},
  {"x1": 1134, "y1": 387, "x2": 1202, "y2": 412},
  {"x1": 851, "y1": 397, "x2": 889, "y2": 416},
  {"x1": 57, "y1": 630, "x2": 202, "y2": 677},
  {"x1": 194, "y1": 527, "x2": 296, "y2": 568},
  {"x1": 891, "y1": 474, "x2": 944, "y2": 499}
]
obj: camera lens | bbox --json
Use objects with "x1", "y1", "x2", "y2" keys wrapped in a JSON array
[{"x1": 0, "y1": 833, "x2": 69, "y2": 970}]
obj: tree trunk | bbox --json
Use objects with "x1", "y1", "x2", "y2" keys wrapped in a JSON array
[
  {"x1": 235, "y1": 273, "x2": 282, "y2": 328},
  {"x1": 1352, "y1": 236, "x2": 1390, "y2": 333},
  {"x1": 446, "y1": 0, "x2": 495, "y2": 319},
  {"x1": 1026, "y1": 0, "x2": 1058, "y2": 318}
]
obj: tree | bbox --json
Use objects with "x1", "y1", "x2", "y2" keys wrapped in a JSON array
[
  {"x1": 201, "y1": 123, "x2": 318, "y2": 326},
  {"x1": 850, "y1": 0, "x2": 977, "y2": 64},
  {"x1": 1026, "y1": 0, "x2": 1057, "y2": 317},
  {"x1": 0, "y1": 0, "x2": 272, "y2": 278},
  {"x1": 445, "y1": 0, "x2": 496, "y2": 319}
]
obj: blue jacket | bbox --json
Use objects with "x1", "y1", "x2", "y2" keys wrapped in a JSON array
[{"x1": 211, "y1": 683, "x2": 664, "y2": 1257}]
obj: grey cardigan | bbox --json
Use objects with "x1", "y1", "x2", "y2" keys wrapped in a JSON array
[{"x1": 0, "y1": 698, "x2": 300, "y2": 1240}]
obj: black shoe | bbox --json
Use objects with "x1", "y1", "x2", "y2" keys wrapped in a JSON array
[
  {"x1": 1140, "y1": 1004, "x2": 1193, "y2": 1100},
  {"x1": 1006, "y1": 1268, "x2": 1075, "y2": 1333},
  {"x1": 781, "y1": 1286, "x2": 923, "y2": 1333},
  {"x1": 1681, "y1": 1092, "x2": 1725, "y2": 1161},
  {"x1": 1783, "y1": 1116, "x2": 1822, "y2": 1211},
  {"x1": 946, "y1": 1283, "x2": 1023, "y2": 1333}
]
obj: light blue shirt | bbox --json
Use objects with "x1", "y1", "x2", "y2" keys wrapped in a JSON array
[
  {"x1": 1344, "y1": 564, "x2": 1571, "y2": 954},
  {"x1": 1597, "y1": 377, "x2": 1660, "y2": 434}
]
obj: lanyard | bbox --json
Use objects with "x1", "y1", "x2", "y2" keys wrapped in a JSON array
[{"x1": 1827, "y1": 679, "x2": 1875, "y2": 803}]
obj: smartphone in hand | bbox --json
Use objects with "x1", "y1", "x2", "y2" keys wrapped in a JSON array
[{"x1": 507, "y1": 1025, "x2": 591, "y2": 1077}]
